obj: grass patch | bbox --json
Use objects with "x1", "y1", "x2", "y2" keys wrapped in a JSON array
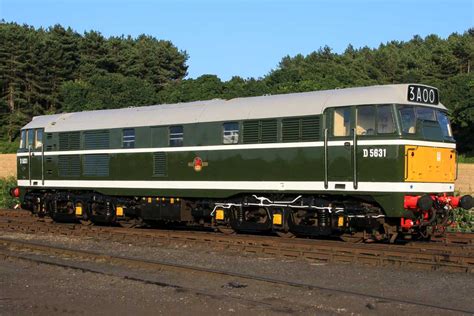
[
  {"x1": 0, "y1": 177, "x2": 19, "y2": 208},
  {"x1": 458, "y1": 150, "x2": 474, "y2": 164}
]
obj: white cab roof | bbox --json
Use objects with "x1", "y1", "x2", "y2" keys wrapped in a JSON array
[{"x1": 22, "y1": 84, "x2": 447, "y2": 132}]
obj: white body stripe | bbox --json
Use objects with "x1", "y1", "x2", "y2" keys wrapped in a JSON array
[
  {"x1": 18, "y1": 179, "x2": 454, "y2": 193},
  {"x1": 16, "y1": 139, "x2": 455, "y2": 157}
]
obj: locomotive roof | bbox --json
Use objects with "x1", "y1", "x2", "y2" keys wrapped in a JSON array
[{"x1": 23, "y1": 84, "x2": 447, "y2": 132}]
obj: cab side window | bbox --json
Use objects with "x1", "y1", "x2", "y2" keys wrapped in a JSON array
[
  {"x1": 20, "y1": 130, "x2": 26, "y2": 149},
  {"x1": 356, "y1": 106, "x2": 375, "y2": 135},
  {"x1": 35, "y1": 129, "x2": 43, "y2": 149},
  {"x1": 333, "y1": 107, "x2": 351, "y2": 136},
  {"x1": 27, "y1": 129, "x2": 34, "y2": 148}
]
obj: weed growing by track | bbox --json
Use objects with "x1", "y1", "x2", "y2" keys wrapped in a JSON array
[
  {"x1": 0, "y1": 177, "x2": 18, "y2": 208},
  {"x1": 449, "y1": 208, "x2": 474, "y2": 233}
]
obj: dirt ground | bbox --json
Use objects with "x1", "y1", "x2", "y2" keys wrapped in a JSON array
[{"x1": 0, "y1": 231, "x2": 473, "y2": 315}]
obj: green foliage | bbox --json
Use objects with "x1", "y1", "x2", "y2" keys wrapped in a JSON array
[
  {"x1": 0, "y1": 20, "x2": 188, "y2": 143},
  {"x1": 0, "y1": 139, "x2": 19, "y2": 153},
  {"x1": 157, "y1": 29, "x2": 473, "y2": 153},
  {"x1": 0, "y1": 20, "x2": 472, "y2": 154},
  {"x1": 448, "y1": 208, "x2": 474, "y2": 233},
  {"x1": 0, "y1": 177, "x2": 18, "y2": 209},
  {"x1": 60, "y1": 73, "x2": 160, "y2": 112},
  {"x1": 458, "y1": 153, "x2": 474, "y2": 164}
]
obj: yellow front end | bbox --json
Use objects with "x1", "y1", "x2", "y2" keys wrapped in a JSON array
[{"x1": 405, "y1": 146, "x2": 456, "y2": 183}]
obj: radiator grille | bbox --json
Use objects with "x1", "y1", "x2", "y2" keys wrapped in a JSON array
[
  {"x1": 84, "y1": 130, "x2": 110, "y2": 149},
  {"x1": 243, "y1": 120, "x2": 277, "y2": 144},
  {"x1": 83, "y1": 154, "x2": 109, "y2": 177},
  {"x1": 243, "y1": 121, "x2": 259, "y2": 144},
  {"x1": 282, "y1": 116, "x2": 321, "y2": 142},
  {"x1": 282, "y1": 118, "x2": 300, "y2": 142},
  {"x1": 301, "y1": 116, "x2": 320, "y2": 141},
  {"x1": 58, "y1": 155, "x2": 80, "y2": 177},
  {"x1": 260, "y1": 120, "x2": 278, "y2": 143},
  {"x1": 58, "y1": 132, "x2": 80, "y2": 150}
]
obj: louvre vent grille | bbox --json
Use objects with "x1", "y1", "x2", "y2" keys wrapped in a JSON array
[
  {"x1": 282, "y1": 118, "x2": 300, "y2": 142},
  {"x1": 83, "y1": 154, "x2": 109, "y2": 177},
  {"x1": 260, "y1": 120, "x2": 277, "y2": 143},
  {"x1": 282, "y1": 116, "x2": 321, "y2": 142},
  {"x1": 301, "y1": 116, "x2": 320, "y2": 141},
  {"x1": 46, "y1": 133, "x2": 52, "y2": 139},
  {"x1": 153, "y1": 152, "x2": 167, "y2": 177},
  {"x1": 58, "y1": 155, "x2": 80, "y2": 177},
  {"x1": 58, "y1": 132, "x2": 80, "y2": 150},
  {"x1": 243, "y1": 121, "x2": 259, "y2": 144},
  {"x1": 84, "y1": 130, "x2": 109, "y2": 150}
]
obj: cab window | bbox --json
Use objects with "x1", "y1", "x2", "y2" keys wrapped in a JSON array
[
  {"x1": 398, "y1": 106, "x2": 416, "y2": 134},
  {"x1": 35, "y1": 129, "x2": 43, "y2": 149},
  {"x1": 20, "y1": 130, "x2": 26, "y2": 149},
  {"x1": 333, "y1": 107, "x2": 351, "y2": 136},
  {"x1": 377, "y1": 105, "x2": 395, "y2": 134},
  {"x1": 356, "y1": 106, "x2": 375, "y2": 135},
  {"x1": 436, "y1": 110, "x2": 453, "y2": 139},
  {"x1": 27, "y1": 129, "x2": 34, "y2": 148},
  {"x1": 416, "y1": 107, "x2": 436, "y2": 121}
]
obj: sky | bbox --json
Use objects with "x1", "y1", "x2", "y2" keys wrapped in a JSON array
[{"x1": 0, "y1": 0, "x2": 472, "y2": 81}]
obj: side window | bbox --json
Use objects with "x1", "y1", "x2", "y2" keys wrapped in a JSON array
[
  {"x1": 333, "y1": 107, "x2": 351, "y2": 136},
  {"x1": 35, "y1": 129, "x2": 43, "y2": 149},
  {"x1": 27, "y1": 129, "x2": 34, "y2": 148},
  {"x1": 356, "y1": 106, "x2": 376, "y2": 135},
  {"x1": 20, "y1": 130, "x2": 26, "y2": 149},
  {"x1": 377, "y1": 105, "x2": 395, "y2": 134},
  {"x1": 169, "y1": 126, "x2": 183, "y2": 147},
  {"x1": 122, "y1": 128, "x2": 135, "y2": 148},
  {"x1": 223, "y1": 122, "x2": 239, "y2": 144}
]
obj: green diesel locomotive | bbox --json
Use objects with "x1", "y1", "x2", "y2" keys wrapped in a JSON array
[{"x1": 13, "y1": 84, "x2": 473, "y2": 241}]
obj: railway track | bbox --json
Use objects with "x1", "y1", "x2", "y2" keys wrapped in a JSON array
[
  {"x1": 0, "y1": 209, "x2": 473, "y2": 273},
  {"x1": 0, "y1": 237, "x2": 473, "y2": 314}
]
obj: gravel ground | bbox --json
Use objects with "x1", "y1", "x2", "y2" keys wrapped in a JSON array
[{"x1": 0, "y1": 231, "x2": 473, "y2": 315}]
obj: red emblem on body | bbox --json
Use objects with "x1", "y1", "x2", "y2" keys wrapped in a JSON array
[
  {"x1": 188, "y1": 157, "x2": 208, "y2": 172},
  {"x1": 193, "y1": 157, "x2": 203, "y2": 172}
]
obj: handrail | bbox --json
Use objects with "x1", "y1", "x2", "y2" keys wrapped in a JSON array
[
  {"x1": 41, "y1": 143, "x2": 45, "y2": 185},
  {"x1": 28, "y1": 145, "x2": 32, "y2": 186},
  {"x1": 324, "y1": 129, "x2": 328, "y2": 189},
  {"x1": 454, "y1": 150, "x2": 458, "y2": 181},
  {"x1": 352, "y1": 128, "x2": 357, "y2": 189}
]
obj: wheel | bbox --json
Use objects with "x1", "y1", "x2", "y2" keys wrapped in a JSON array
[
  {"x1": 79, "y1": 219, "x2": 93, "y2": 226},
  {"x1": 119, "y1": 218, "x2": 141, "y2": 228},
  {"x1": 340, "y1": 232, "x2": 364, "y2": 243},
  {"x1": 217, "y1": 226, "x2": 236, "y2": 235},
  {"x1": 275, "y1": 231, "x2": 295, "y2": 238}
]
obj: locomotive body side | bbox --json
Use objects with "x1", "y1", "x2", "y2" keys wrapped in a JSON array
[{"x1": 13, "y1": 84, "x2": 470, "y2": 240}]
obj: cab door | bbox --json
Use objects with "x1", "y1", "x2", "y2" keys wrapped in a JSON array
[
  {"x1": 30, "y1": 128, "x2": 44, "y2": 185},
  {"x1": 324, "y1": 107, "x2": 355, "y2": 189}
]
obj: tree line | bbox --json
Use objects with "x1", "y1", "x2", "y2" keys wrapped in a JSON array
[{"x1": 0, "y1": 21, "x2": 472, "y2": 153}]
